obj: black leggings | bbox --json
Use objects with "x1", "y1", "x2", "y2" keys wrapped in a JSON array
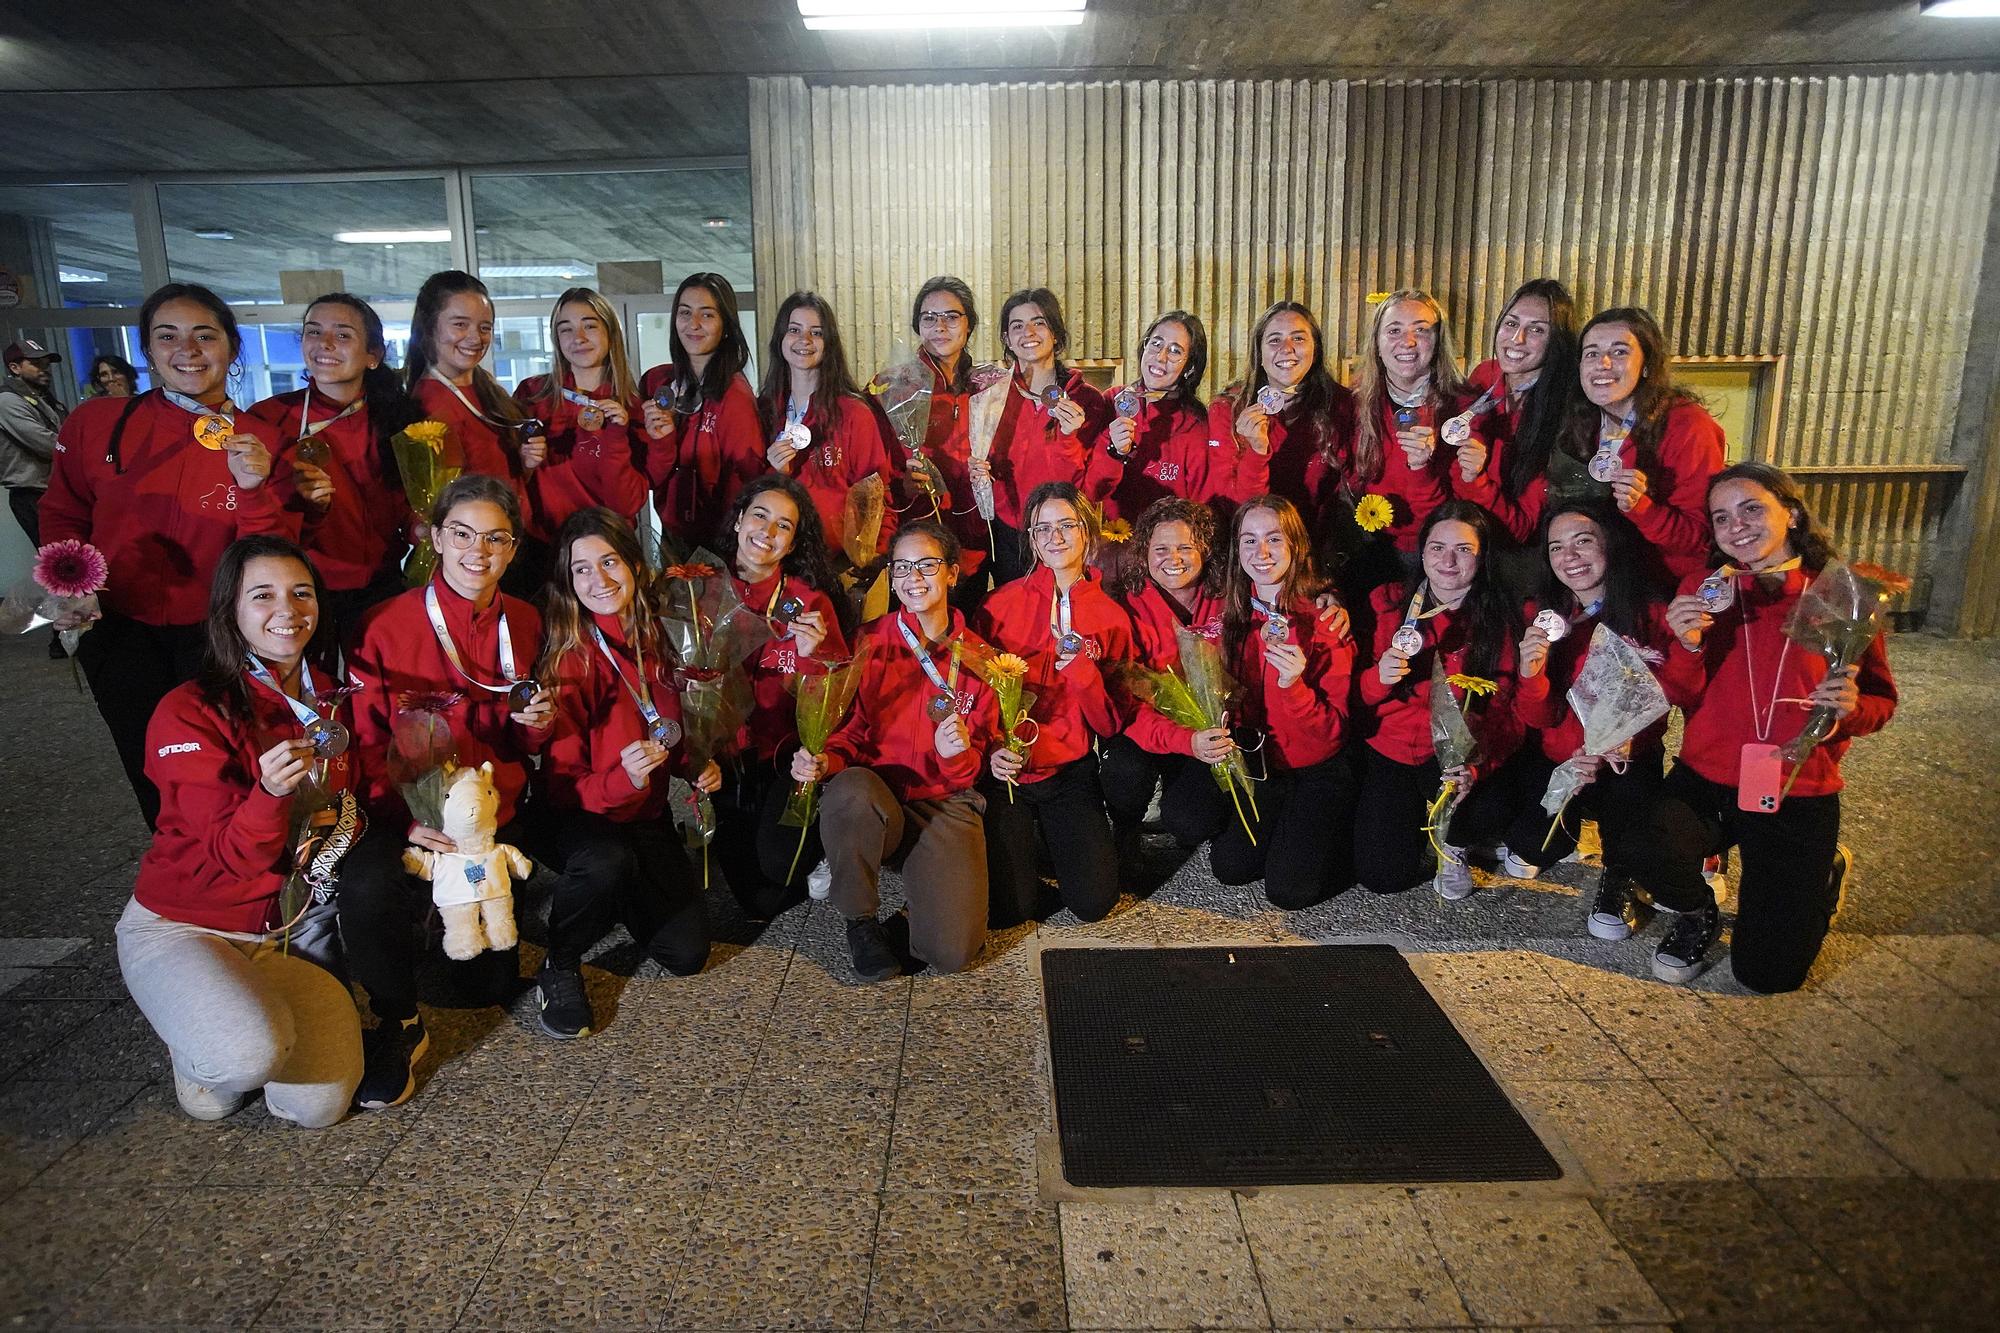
[
  {"x1": 1480, "y1": 746, "x2": 1665, "y2": 872},
  {"x1": 1098, "y1": 734, "x2": 1230, "y2": 848},
  {"x1": 713, "y1": 749, "x2": 820, "y2": 921},
  {"x1": 1351, "y1": 745, "x2": 1520, "y2": 894},
  {"x1": 74, "y1": 611, "x2": 205, "y2": 830},
  {"x1": 981, "y1": 752, "x2": 1119, "y2": 926},
  {"x1": 1630, "y1": 764, "x2": 1842, "y2": 994},
  {"x1": 1209, "y1": 754, "x2": 1357, "y2": 909},
  {"x1": 544, "y1": 808, "x2": 709, "y2": 976}
]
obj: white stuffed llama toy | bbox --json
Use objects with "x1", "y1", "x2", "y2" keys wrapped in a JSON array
[{"x1": 401, "y1": 762, "x2": 532, "y2": 960}]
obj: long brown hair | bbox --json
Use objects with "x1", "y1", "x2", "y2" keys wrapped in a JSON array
[
  {"x1": 668, "y1": 272, "x2": 751, "y2": 405},
  {"x1": 536, "y1": 288, "x2": 637, "y2": 413},
  {"x1": 1561, "y1": 306, "x2": 1702, "y2": 468},
  {"x1": 536, "y1": 507, "x2": 668, "y2": 688},
  {"x1": 758, "y1": 291, "x2": 864, "y2": 440},
  {"x1": 1705, "y1": 461, "x2": 1838, "y2": 573},
  {"x1": 1351, "y1": 289, "x2": 1466, "y2": 490},
  {"x1": 1229, "y1": 300, "x2": 1354, "y2": 490},
  {"x1": 1221, "y1": 495, "x2": 1321, "y2": 664},
  {"x1": 197, "y1": 535, "x2": 336, "y2": 725},
  {"x1": 405, "y1": 270, "x2": 521, "y2": 427}
]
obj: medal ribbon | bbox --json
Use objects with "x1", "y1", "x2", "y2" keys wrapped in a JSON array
[
  {"x1": 298, "y1": 393, "x2": 365, "y2": 442},
  {"x1": 427, "y1": 367, "x2": 518, "y2": 431},
  {"x1": 424, "y1": 584, "x2": 523, "y2": 694},
  {"x1": 589, "y1": 624, "x2": 665, "y2": 735},
  {"x1": 1594, "y1": 409, "x2": 1636, "y2": 467},
  {"x1": 244, "y1": 655, "x2": 334, "y2": 734},
  {"x1": 162, "y1": 388, "x2": 237, "y2": 420},
  {"x1": 897, "y1": 613, "x2": 960, "y2": 699},
  {"x1": 1049, "y1": 583, "x2": 1075, "y2": 648}
]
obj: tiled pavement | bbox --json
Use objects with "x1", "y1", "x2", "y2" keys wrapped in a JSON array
[{"x1": 2, "y1": 633, "x2": 1997, "y2": 1330}]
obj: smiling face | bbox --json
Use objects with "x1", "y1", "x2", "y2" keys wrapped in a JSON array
[
  {"x1": 1236, "y1": 506, "x2": 1293, "y2": 590},
  {"x1": 1147, "y1": 519, "x2": 1203, "y2": 595},
  {"x1": 431, "y1": 291, "x2": 494, "y2": 379},
  {"x1": 733, "y1": 487, "x2": 800, "y2": 578},
  {"x1": 146, "y1": 297, "x2": 234, "y2": 399},
  {"x1": 94, "y1": 360, "x2": 135, "y2": 396},
  {"x1": 1545, "y1": 512, "x2": 1609, "y2": 604},
  {"x1": 302, "y1": 302, "x2": 380, "y2": 392},
  {"x1": 1494, "y1": 294, "x2": 1552, "y2": 381},
  {"x1": 568, "y1": 534, "x2": 634, "y2": 620},
  {"x1": 675, "y1": 285, "x2": 724, "y2": 360},
  {"x1": 1709, "y1": 477, "x2": 1796, "y2": 570},
  {"x1": 1004, "y1": 302, "x2": 1055, "y2": 368},
  {"x1": 781, "y1": 305, "x2": 826, "y2": 375},
  {"x1": 1139, "y1": 320, "x2": 1191, "y2": 393},
  {"x1": 237, "y1": 554, "x2": 318, "y2": 667},
  {"x1": 435, "y1": 498, "x2": 516, "y2": 601},
  {"x1": 917, "y1": 289, "x2": 970, "y2": 363},
  {"x1": 890, "y1": 531, "x2": 956, "y2": 617},
  {"x1": 1259, "y1": 311, "x2": 1313, "y2": 390},
  {"x1": 1376, "y1": 298, "x2": 1438, "y2": 390},
  {"x1": 1422, "y1": 519, "x2": 1481, "y2": 601},
  {"x1": 553, "y1": 300, "x2": 608, "y2": 374},
  {"x1": 1029, "y1": 497, "x2": 1088, "y2": 576},
  {"x1": 1580, "y1": 321, "x2": 1643, "y2": 413}
]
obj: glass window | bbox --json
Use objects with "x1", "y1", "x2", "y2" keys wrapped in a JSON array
[
  {"x1": 490, "y1": 311, "x2": 553, "y2": 394},
  {"x1": 0, "y1": 184, "x2": 146, "y2": 308},
  {"x1": 157, "y1": 178, "x2": 453, "y2": 307},
  {"x1": 222, "y1": 314, "x2": 415, "y2": 406}
]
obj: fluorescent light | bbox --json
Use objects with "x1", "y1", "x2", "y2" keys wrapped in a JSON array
[
  {"x1": 703, "y1": 217, "x2": 732, "y2": 228},
  {"x1": 59, "y1": 267, "x2": 107, "y2": 283},
  {"x1": 193, "y1": 228, "x2": 234, "y2": 241},
  {"x1": 334, "y1": 229, "x2": 450, "y2": 244},
  {"x1": 1921, "y1": 1, "x2": 2000, "y2": 15},
  {"x1": 483, "y1": 264, "x2": 592, "y2": 279},
  {"x1": 800, "y1": 0, "x2": 1085, "y2": 29}
]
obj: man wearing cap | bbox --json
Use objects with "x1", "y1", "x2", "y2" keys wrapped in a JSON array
[{"x1": 1, "y1": 339, "x2": 70, "y2": 657}]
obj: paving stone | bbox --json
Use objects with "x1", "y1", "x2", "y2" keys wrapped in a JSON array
[
  {"x1": 1237, "y1": 1190, "x2": 1469, "y2": 1329},
  {"x1": 749, "y1": 1001, "x2": 907, "y2": 1089},
  {"x1": 541, "y1": 1081, "x2": 739, "y2": 1191},
  {"x1": 1839, "y1": 990, "x2": 2000, "y2": 1081},
  {"x1": 902, "y1": 1005, "x2": 1044, "y2": 1085},
  {"x1": 665, "y1": 1186, "x2": 878, "y2": 1331},
  {"x1": 14, "y1": 1001, "x2": 166, "y2": 1083},
  {"x1": 1805, "y1": 1070, "x2": 2000, "y2": 1178},
  {"x1": 1696, "y1": 992, "x2": 1918, "y2": 1076},
  {"x1": 868, "y1": 1189, "x2": 1066, "y2": 1330},
  {"x1": 40, "y1": 1083, "x2": 250, "y2": 1188},
  {"x1": 1412, "y1": 1191, "x2": 1669, "y2": 1327},
  {"x1": 1753, "y1": 1178, "x2": 2000, "y2": 1324},
  {"x1": 0, "y1": 999, "x2": 113, "y2": 1080},
  {"x1": 1059, "y1": 1192, "x2": 1268, "y2": 1330},
  {"x1": 371, "y1": 1070, "x2": 592, "y2": 1189},
  {"x1": 710, "y1": 1078, "x2": 895, "y2": 1192},
  {"x1": 1449, "y1": 1000, "x2": 1645, "y2": 1081},
  {"x1": 1568, "y1": 985, "x2": 1794, "y2": 1080},
  {"x1": 1413, "y1": 948, "x2": 1568, "y2": 1006},
  {"x1": 1508, "y1": 1079, "x2": 1736, "y2": 1186},
  {"x1": 887, "y1": 1070, "x2": 1048, "y2": 1192},
  {"x1": 457, "y1": 1186, "x2": 702, "y2": 1329},
  {"x1": 1657, "y1": 1077, "x2": 1908, "y2": 1179},
  {"x1": 0, "y1": 1186, "x2": 176, "y2": 1327},
  {"x1": 199, "y1": 1096, "x2": 414, "y2": 1188},
  {"x1": 1878, "y1": 933, "x2": 2000, "y2": 998},
  {"x1": 0, "y1": 1077, "x2": 144, "y2": 1194}
]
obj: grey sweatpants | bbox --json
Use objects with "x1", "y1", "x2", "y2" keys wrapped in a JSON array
[
  {"x1": 820, "y1": 768, "x2": 988, "y2": 974},
  {"x1": 115, "y1": 897, "x2": 364, "y2": 1128}
]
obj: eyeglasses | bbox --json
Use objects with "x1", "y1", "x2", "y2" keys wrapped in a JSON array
[
  {"x1": 1030, "y1": 519, "x2": 1084, "y2": 541},
  {"x1": 438, "y1": 522, "x2": 517, "y2": 552},
  {"x1": 918, "y1": 312, "x2": 966, "y2": 328},
  {"x1": 890, "y1": 556, "x2": 947, "y2": 579}
]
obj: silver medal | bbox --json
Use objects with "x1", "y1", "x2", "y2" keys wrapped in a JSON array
[
  {"x1": 648, "y1": 715, "x2": 682, "y2": 747},
  {"x1": 508, "y1": 679, "x2": 540, "y2": 711},
  {"x1": 1041, "y1": 384, "x2": 1065, "y2": 409},
  {"x1": 1262, "y1": 616, "x2": 1289, "y2": 644},
  {"x1": 1698, "y1": 572, "x2": 1735, "y2": 613},
  {"x1": 1441, "y1": 413, "x2": 1473, "y2": 447},
  {"x1": 1533, "y1": 608, "x2": 1569, "y2": 642},
  {"x1": 306, "y1": 716, "x2": 350, "y2": 759},
  {"x1": 926, "y1": 692, "x2": 957, "y2": 723},
  {"x1": 1391, "y1": 623, "x2": 1424, "y2": 657},
  {"x1": 1588, "y1": 449, "x2": 1620, "y2": 484},
  {"x1": 1113, "y1": 387, "x2": 1141, "y2": 419},
  {"x1": 1256, "y1": 385, "x2": 1286, "y2": 415}
]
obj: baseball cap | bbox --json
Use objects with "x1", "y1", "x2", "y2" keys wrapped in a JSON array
[{"x1": 3, "y1": 339, "x2": 60, "y2": 364}]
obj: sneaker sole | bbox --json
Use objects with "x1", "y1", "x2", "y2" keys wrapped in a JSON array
[
  {"x1": 1651, "y1": 955, "x2": 1708, "y2": 984},
  {"x1": 1587, "y1": 914, "x2": 1634, "y2": 942},
  {"x1": 1434, "y1": 882, "x2": 1475, "y2": 902},
  {"x1": 355, "y1": 1029, "x2": 431, "y2": 1110}
]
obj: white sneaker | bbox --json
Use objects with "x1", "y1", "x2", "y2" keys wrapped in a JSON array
[
  {"x1": 807, "y1": 858, "x2": 833, "y2": 901},
  {"x1": 174, "y1": 1069, "x2": 245, "y2": 1122},
  {"x1": 1496, "y1": 844, "x2": 1541, "y2": 880},
  {"x1": 1433, "y1": 845, "x2": 1475, "y2": 901}
]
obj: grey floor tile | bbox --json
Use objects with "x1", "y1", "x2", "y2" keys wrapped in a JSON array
[
  {"x1": 0, "y1": 1186, "x2": 177, "y2": 1327},
  {"x1": 1449, "y1": 1000, "x2": 1645, "y2": 1081},
  {"x1": 887, "y1": 1070, "x2": 1047, "y2": 1192},
  {"x1": 867, "y1": 1189, "x2": 1066, "y2": 1330},
  {"x1": 1840, "y1": 990, "x2": 2000, "y2": 1081},
  {"x1": 540, "y1": 1081, "x2": 739, "y2": 1191},
  {"x1": 0, "y1": 1077, "x2": 145, "y2": 1193},
  {"x1": 1412, "y1": 1191, "x2": 1669, "y2": 1327},
  {"x1": 456, "y1": 1185, "x2": 703, "y2": 1330},
  {"x1": 1697, "y1": 992, "x2": 1918, "y2": 1076},
  {"x1": 1878, "y1": 932, "x2": 2000, "y2": 998},
  {"x1": 1507, "y1": 1079, "x2": 1736, "y2": 1186},
  {"x1": 1570, "y1": 987, "x2": 1794, "y2": 1080},
  {"x1": 710, "y1": 1078, "x2": 895, "y2": 1192},
  {"x1": 665, "y1": 1186, "x2": 878, "y2": 1330},
  {"x1": 199, "y1": 1096, "x2": 415, "y2": 1188},
  {"x1": 901, "y1": 1006, "x2": 1043, "y2": 1085},
  {"x1": 1806, "y1": 1069, "x2": 2000, "y2": 1178},
  {"x1": 749, "y1": 1001, "x2": 907, "y2": 1089},
  {"x1": 0, "y1": 999, "x2": 114, "y2": 1080},
  {"x1": 371, "y1": 1072, "x2": 593, "y2": 1188},
  {"x1": 40, "y1": 1084, "x2": 250, "y2": 1188},
  {"x1": 1059, "y1": 1192, "x2": 1268, "y2": 1330},
  {"x1": 1237, "y1": 1190, "x2": 1468, "y2": 1329},
  {"x1": 1657, "y1": 1076, "x2": 1908, "y2": 1179},
  {"x1": 1753, "y1": 1177, "x2": 2000, "y2": 1324},
  {"x1": 1413, "y1": 948, "x2": 1568, "y2": 1006},
  {"x1": 14, "y1": 1002, "x2": 166, "y2": 1084}
]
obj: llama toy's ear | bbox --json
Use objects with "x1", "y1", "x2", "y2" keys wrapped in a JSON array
[{"x1": 480, "y1": 760, "x2": 495, "y2": 778}]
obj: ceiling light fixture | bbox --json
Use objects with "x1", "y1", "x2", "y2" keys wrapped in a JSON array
[
  {"x1": 703, "y1": 216, "x2": 732, "y2": 228},
  {"x1": 483, "y1": 264, "x2": 593, "y2": 279},
  {"x1": 58, "y1": 267, "x2": 107, "y2": 284},
  {"x1": 1920, "y1": 1, "x2": 2000, "y2": 15},
  {"x1": 798, "y1": 0, "x2": 1085, "y2": 31},
  {"x1": 193, "y1": 228, "x2": 235, "y2": 241},
  {"x1": 333, "y1": 229, "x2": 450, "y2": 244}
]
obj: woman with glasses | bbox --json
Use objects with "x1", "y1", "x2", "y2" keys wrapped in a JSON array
[
  {"x1": 512, "y1": 287, "x2": 650, "y2": 538},
  {"x1": 337, "y1": 475, "x2": 573, "y2": 1109},
  {"x1": 973, "y1": 482, "x2": 1134, "y2": 926},
  {"x1": 1083, "y1": 311, "x2": 1246, "y2": 525},
  {"x1": 891, "y1": 277, "x2": 991, "y2": 601},
  {"x1": 791, "y1": 521, "x2": 1002, "y2": 981},
  {"x1": 638, "y1": 273, "x2": 763, "y2": 555}
]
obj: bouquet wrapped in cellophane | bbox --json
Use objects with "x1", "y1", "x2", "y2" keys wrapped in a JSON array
[
  {"x1": 839, "y1": 473, "x2": 887, "y2": 568},
  {"x1": 661, "y1": 552, "x2": 772, "y2": 883},
  {"x1": 390, "y1": 420, "x2": 458, "y2": 587},
  {"x1": 388, "y1": 690, "x2": 463, "y2": 829},
  {"x1": 0, "y1": 538, "x2": 109, "y2": 685},
  {"x1": 779, "y1": 644, "x2": 872, "y2": 878},
  {"x1": 1423, "y1": 661, "x2": 1490, "y2": 857},
  {"x1": 1776, "y1": 559, "x2": 1908, "y2": 799},
  {"x1": 1113, "y1": 630, "x2": 1261, "y2": 843},
  {"x1": 1539, "y1": 625, "x2": 1669, "y2": 845},
  {"x1": 870, "y1": 340, "x2": 947, "y2": 520},
  {"x1": 963, "y1": 647, "x2": 1037, "y2": 803}
]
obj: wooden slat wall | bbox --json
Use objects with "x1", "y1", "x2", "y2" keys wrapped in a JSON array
[{"x1": 750, "y1": 71, "x2": 2000, "y2": 630}]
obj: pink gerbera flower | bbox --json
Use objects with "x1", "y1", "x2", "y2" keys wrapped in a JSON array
[{"x1": 33, "y1": 540, "x2": 108, "y2": 600}]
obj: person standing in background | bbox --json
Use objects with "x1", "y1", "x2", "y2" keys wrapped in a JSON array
[
  {"x1": 85, "y1": 354, "x2": 139, "y2": 400},
  {"x1": 0, "y1": 339, "x2": 68, "y2": 658}
]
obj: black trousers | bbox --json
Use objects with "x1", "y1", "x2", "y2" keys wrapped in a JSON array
[
  {"x1": 73, "y1": 611, "x2": 206, "y2": 830},
  {"x1": 7, "y1": 485, "x2": 42, "y2": 545},
  {"x1": 1630, "y1": 764, "x2": 1843, "y2": 994},
  {"x1": 981, "y1": 751, "x2": 1119, "y2": 926},
  {"x1": 714, "y1": 749, "x2": 819, "y2": 921},
  {"x1": 545, "y1": 808, "x2": 709, "y2": 976},
  {"x1": 1210, "y1": 753, "x2": 1357, "y2": 909},
  {"x1": 947, "y1": 519, "x2": 1021, "y2": 615},
  {"x1": 320, "y1": 565, "x2": 407, "y2": 660},
  {"x1": 1484, "y1": 746, "x2": 1665, "y2": 872},
  {"x1": 1351, "y1": 744, "x2": 1520, "y2": 894},
  {"x1": 1099, "y1": 733, "x2": 1230, "y2": 848}
]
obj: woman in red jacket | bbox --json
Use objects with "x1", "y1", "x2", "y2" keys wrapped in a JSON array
[
  {"x1": 1448, "y1": 278, "x2": 1583, "y2": 554},
  {"x1": 1084, "y1": 311, "x2": 1247, "y2": 525},
  {"x1": 1491, "y1": 498, "x2": 1674, "y2": 940},
  {"x1": 1344, "y1": 289, "x2": 1464, "y2": 569},
  {"x1": 1101, "y1": 497, "x2": 1231, "y2": 854},
  {"x1": 1354, "y1": 500, "x2": 1523, "y2": 900},
  {"x1": 512, "y1": 287, "x2": 649, "y2": 538},
  {"x1": 791, "y1": 521, "x2": 1001, "y2": 981},
  {"x1": 888, "y1": 276, "x2": 990, "y2": 603},
  {"x1": 1564, "y1": 307, "x2": 1724, "y2": 591},
  {"x1": 966, "y1": 288, "x2": 1111, "y2": 592},
  {"x1": 241, "y1": 292, "x2": 420, "y2": 647},
  {"x1": 1634, "y1": 463, "x2": 1896, "y2": 992},
  {"x1": 1216, "y1": 300, "x2": 1357, "y2": 546},
  {"x1": 757, "y1": 291, "x2": 899, "y2": 574},
  {"x1": 1204, "y1": 495, "x2": 1358, "y2": 910},
  {"x1": 638, "y1": 273, "x2": 763, "y2": 555},
  {"x1": 712, "y1": 474, "x2": 851, "y2": 920},
  {"x1": 43, "y1": 282, "x2": 291, "y2": 828},
  {"x1": 975, "y1": 482, "x2": 1134, "y2": 925},
  {"x1": 537, "y1": 507, "x2": 714, "y2": 980},
  {"x1": 117, "y1": 535, "x2": 363, "y2": 1127}
]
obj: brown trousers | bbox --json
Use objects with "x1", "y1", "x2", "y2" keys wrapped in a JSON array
[{"x1": 820, "y1": 768, "x2": 989, "y2": 974}]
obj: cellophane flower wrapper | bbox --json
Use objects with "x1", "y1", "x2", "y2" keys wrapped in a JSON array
[
  {"x1": 1778, "y1": 559, "x2": 1898, "y2": 768},
  {"x1": 390, "y1": 421, "x2": 459, "y2": 588},
  {"x1": 1540, "y1": 624, "x2": 1671, "y2": 820},
  {"x1": 388, "y1": 691, "x2": 461, "y2": 829},
  {"x1": 872, "y1": 341, "x2": 947, "y2": 517},
  {"x1": 667, "y1": 776, "x2": 716, "y2": 850},
  {"x1": 963, "y1": 647, "x2": 1037, "y2": 802},
  {"x1": 1, "y1": 539, "x2": 109, "y2": 660},
  {"x1": 1422, "y1": 659, "x2": 1481, "y2": 853},
  {"x1": 840, "y1": 473, "x2": 886, "y2": 567},
  {"x1": 781, "y1": 647, "x2": 870, "y2": 831}
]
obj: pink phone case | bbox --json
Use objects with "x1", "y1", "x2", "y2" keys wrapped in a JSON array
[{"x1": 1739, "y1": 742, "x2": 1786, "y2": 814}]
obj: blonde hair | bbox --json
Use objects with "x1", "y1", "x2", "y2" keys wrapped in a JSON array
[
  {"x1": 539, "y1": 287, "x2": 638, "y2": 411},
  {"x1": 1351, "y1": 289, "x2": 1465, "y2": 486}
]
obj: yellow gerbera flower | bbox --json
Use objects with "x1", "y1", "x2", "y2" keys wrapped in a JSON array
[
  {"x1": 1354, "y1": 494, "x2": 1394, "y2": 533},
  {"x1": 404, "y1": 420, "x2": 449, "y2": 452},
  {"x1": 1101, "y1": 518, "x2": 1133, "y2": 544},
  {"x1": 990, "y1": 652, "x2": 1030, "y2": 678},
  {"x1": 1446, "y1": 673, "x2": 1497, "y2": 697}
]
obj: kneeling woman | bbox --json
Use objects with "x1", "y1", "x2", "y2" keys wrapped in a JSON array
[
  {"x1": 974, "y1": 482, "x2": 1135, "y2": 925},
  {"x1": 1206, "y1": 496, "x2": 1359, "y2": 910},
  {"x1": 1635, "y1": 463, "x2": 1896, "y2": 992},
  {"x1": 1354, "y1": 500, "x2": 1523, "y2": 899},
  {"x1": 538, "y1": 508, "x2": 714, "y2": 978},
  {"x1": 118, "y1": 535, "x2": 364, "y2": 1126},
  {"x1": 792, "y1": 522, "x2": 1000, "y2": 980}
]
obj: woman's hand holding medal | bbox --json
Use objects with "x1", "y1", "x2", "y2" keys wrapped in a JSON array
[
  {"x1": 1395, "y1": 424, "x2": 1436, "y2": 470},
  {"x1": 1666, "y1": 593, "x2": 1713, "y2": 651},
  {"x1": 1265, "y1": 638, "x2": 1307, "y2": 689},
  {"x1": 933, "y1": 708, "x2": 971, "y2": 759},
  {"x1": 1454, "y1": 433, "x2": 1487, "y2": 483},
  {"x1": 1234, "y1": 401, "x2": 1272, "y2": 455},
  {"x1": 518, "y1": 430, "x2": 550, "y2": 472},
  {"x1": 620, "y1": 737, "x2": 670, "y2": 791},
  {"x1": 1610, "y1": 466, "x2": 1648, "y2": 512},
  {"x1": 1378, "y1": 640, "x2": 1414, "y2": 687},
  {"x1": 641, "y1": 398, "x2": 674, "y2": 439},
  {"x1": 257, "y1": 737, "x2": 317, "y2": 798},
  {"x1": 223, "y1": 432, "x2": 272, "y2": 490},
  {"x1": 293, "y1": 458, "x2": 336, "y2": 510},
  {"x1": 1049, "y1": 395, "x2": 1086, "y2": 436},
  {"x1": 1519, "y1": 622, "x2": 1553, "y2": 679},
  {"x1": 788, "y1": 608, "x2": 828, "y2": 659},
  {"x1": 509, "y1": 683, "x2": 556, "y2": 729}
]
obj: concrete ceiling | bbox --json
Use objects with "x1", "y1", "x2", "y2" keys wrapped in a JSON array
[{"x1": 3, "y1": 2, "x2": 1999, "y2": 175}]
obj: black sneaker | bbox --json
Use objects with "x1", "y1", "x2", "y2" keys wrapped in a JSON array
[
  {"x1": 1587, "y1": 872, "x2": 1648, "y2": 941},
  {"x1": 1652, "y1": 903, "x2": 1722, "y2": 984},
  {"x1": 534, "y1": 965, "x2": 594, "y2": 1039},
  {"x1": 354, "y1": 1014, "x2": 429, "y2": 1110},
  {"x1": 845, "y1": 915, "x2": 902, "y2": 984}
]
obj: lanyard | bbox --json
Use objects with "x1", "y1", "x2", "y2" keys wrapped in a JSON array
[
  {"x1": 424, "y1": 584, "x2": 523, "y2": 694},
  {"x1": 1740, "y1": 602, "x2": 1794, "y2": 744},
  {"x1": 162, "y1": 389, "x2": 236, "y2": 419},
  {"x1": 1391, "y1": 581, "x2": 1445, "y2": 655},
  {"x1": 897, "y1": 613, "x2": 960, "y2": 696},
  {"x1": 1049, "y1": 581, "x2": 1079, "y2": 651},
  {"x1": 590, "y1": 623, "x2": 677, "y2": 744},
  {"x1": 299, "y1": 392, "x2": 365, "y2": 442},
  {"x1": 244, "y1": 655, "x2": 329, "y2": 731},
  {"x1": 1596, "y1": 409, "x2": 1635, "y2": 454},
  {"x1": 427, "y1": 367, "x2": 515, "y2": 430},
  {"x1": 1251, "y1": 594, "x2": 1290, "y2": 643},
  {"x1": 1387, "y1": 378, "x2": 1430, "y2": 426}
]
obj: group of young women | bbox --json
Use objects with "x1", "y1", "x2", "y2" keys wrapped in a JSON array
[{"x1": 32, "y1": 266, "x2": 1896, "y2": 1126}]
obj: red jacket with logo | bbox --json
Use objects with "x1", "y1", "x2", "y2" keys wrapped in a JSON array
[
  {"x1": 1118, "y1": 579, "x2": 1226, "y2": 756},
  {"x1": 1214, "y1": 388, "x2": 1360, "y2": 526},
  {"x1": 1357, "y1": 582, "x2": 1522, "y2": 775},
  {"x1": 512, "y1": 371, "x2": 649, "y2": 540},
  {"x1": 241, "y1": 387, "x2": 407, "y2": 593},
  {"x1": 637, "y1": 369, "x2": 764, "y2": 551},
  {"x1": 1357, "y1": 391, "x2": 1461, "y2": 552},
  {"x1": 1082, "y1": 391, "x2": 1254, "y2": 523},
  {"x1": 410, "y1": 375, "x2": 530, "y2": 516},
  {"x1": 879, "y1": 353, "x2": 986, "y2": 576},
  {"x1": 973, "y1": 565, "x2": 1136, "y2": 782},
  {"x1": 541, "y1": 612, "x2": 689, "y2": 822},
  {"x1": 1512, "y1": 598, "x2": 1676, "y2": 764},
  {"x1": 1618, "y1": 400, "x2": 1726, "y2": 587},
  {"x1": 1450, "y1": 359, "x2": 1545, "y2": 543},
  {"x1": 1230, "y1": 594, "x2": 1357, "y2": 771},
  {"x1": 981, "y1": 368, "x2": 1112, "y2": 529},
  {"x1": 137, "y1": 677, "x2": 358, "y2": 934},
  {"x1": 822, "y1": 610, "x2": 1001, "y2": 803},
  {"x1": 732, "y1": 570, "x2": 850, "y2": 762},
  {"x1": 766, "y1": 394, "x2": 901, "y2": 560},
  {"x1": 42, "y1": 392, "x2": 296, "y2": 625}
]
